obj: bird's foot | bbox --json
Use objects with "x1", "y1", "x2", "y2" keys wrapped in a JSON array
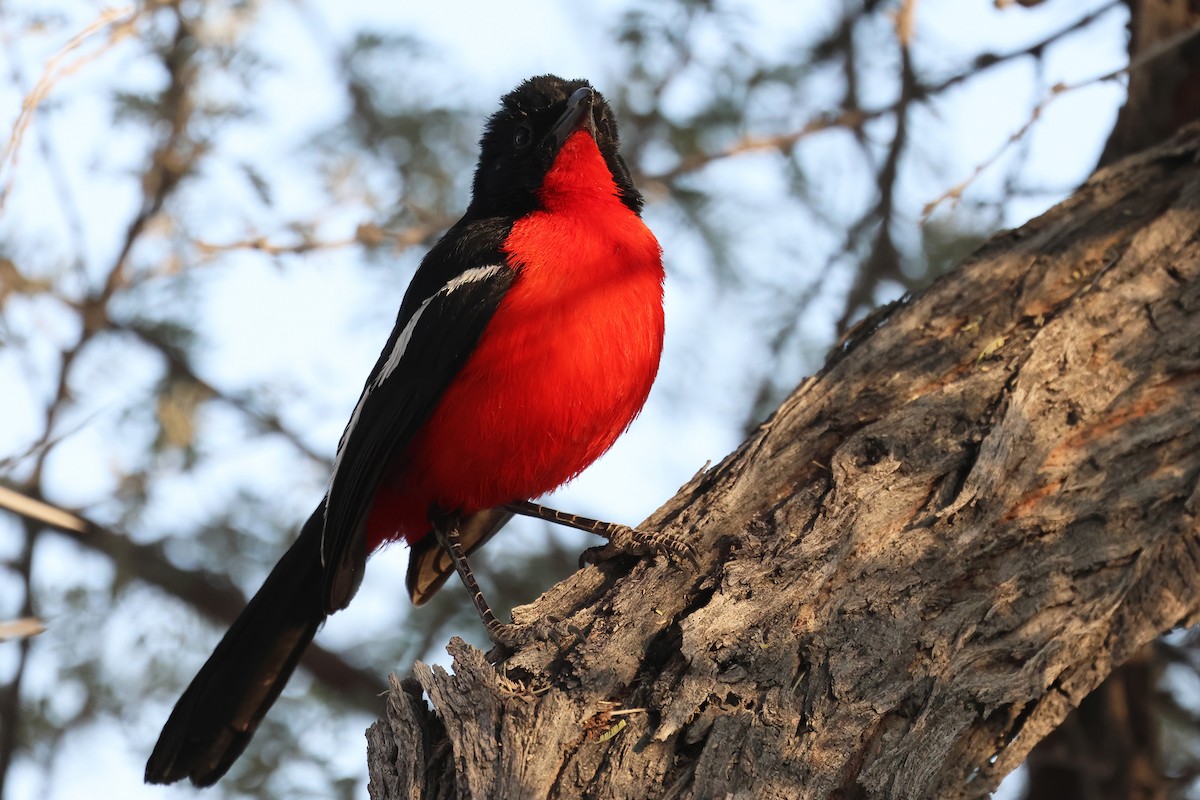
[
  {"x1": 579, "y1": 524, "x2": 699, "y2": 570},
  {"x1": 504, "y1": 501, "x2": 699, "y2": 570},
  {"x1": 485, "y1": 614, "x2": 578, "y2": 655}
]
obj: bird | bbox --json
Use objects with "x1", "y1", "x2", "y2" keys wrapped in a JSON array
[{"x1": 145, "y1": 74, "x2": 684, "y2": 787}]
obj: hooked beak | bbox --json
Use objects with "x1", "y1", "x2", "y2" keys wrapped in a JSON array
[{"x1": 544, "y1": 86, "x2": 597, "y2": 153}]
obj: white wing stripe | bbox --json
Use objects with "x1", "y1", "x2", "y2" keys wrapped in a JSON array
[
  {"x1": 376, "y1": 300, "x2": 431, "y2": 388},
  {"x1": 373, "y1": 264, "x2": 506, "y2": 387},
  {"x1": 324, "y1": 263, "x2": 508, "y2": 527},
  {"x1": 443, "y1": 263, "x2": 507, "y2": 295}
]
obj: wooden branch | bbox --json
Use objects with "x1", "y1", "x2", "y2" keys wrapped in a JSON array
[
  {"x1": 1022, "y1": 5, "x2": 1200, "y2": 797},
  {"x1": 366, "y1": 125, "x2": 1200, "y2": 799}
]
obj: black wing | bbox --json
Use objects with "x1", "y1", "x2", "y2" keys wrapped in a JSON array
[{"x1": 321, "y1": 217, "x2": 516, "y2": 612}]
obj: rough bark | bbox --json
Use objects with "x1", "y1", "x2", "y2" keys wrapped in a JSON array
[
  {"x1": 1025, "y1": 6, "x2": 1200, "y2": 797},
  {"x1": 365, "y1": 125, "x2": 1200, "y2": 799}
]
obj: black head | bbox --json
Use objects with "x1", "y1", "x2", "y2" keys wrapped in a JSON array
[{"x1": 468, "y1": 75, "x2": 643, "y2": 218}]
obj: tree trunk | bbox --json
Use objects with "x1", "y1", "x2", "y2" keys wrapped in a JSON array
[
  {"x1": 1023, "y1": 5, "x2": 1200, "y2": 798},
  {"x1": 1097, "y1": 0, "x2": 1200, "y2": 171},
  {"x1": 364, "y1": 124, "x2": 1200, "y2": 799}
]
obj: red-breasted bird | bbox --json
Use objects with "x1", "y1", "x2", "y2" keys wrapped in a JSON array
[{"x1": 145, "y1": 75, "x2": 690, "y2": 787}]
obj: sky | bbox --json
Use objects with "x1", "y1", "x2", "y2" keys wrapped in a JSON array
[{"x1": 0, "y1": 1, "x2": 1132, "y2": 798}]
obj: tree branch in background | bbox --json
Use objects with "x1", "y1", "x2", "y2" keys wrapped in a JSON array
[
  {"x1": 0, "y1": 5, "x2": 138, "y2": 212},
  {"x1": 0, "y1": 515, "x2": 39, "y2": 800},
  {"x1": 0, "y1": 484, "x2": 386, "y2": 711},
  {"x1": 0, "y1": 618, "x2": 45, "y2": 642},
  {"x1": 925, "y1": 16, "x2": 1200, "y2": 222}
]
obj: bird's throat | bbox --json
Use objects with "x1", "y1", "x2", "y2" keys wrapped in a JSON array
[{"x1": 538, "y1": 130, "x2": 621, "y2": 212}]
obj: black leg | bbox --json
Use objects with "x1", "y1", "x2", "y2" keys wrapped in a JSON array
[{"x1": 504, "y1": 500, "x2": 698, "y2": 568}]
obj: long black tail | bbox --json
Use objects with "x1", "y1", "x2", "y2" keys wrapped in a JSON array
[{"x1": 145, "y1": 503, "x2": 328, "y2": 786}]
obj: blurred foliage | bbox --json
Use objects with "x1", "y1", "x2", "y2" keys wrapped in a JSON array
[{"x1": 2, "y1": 0, "x2": 1191, "y2": 798}]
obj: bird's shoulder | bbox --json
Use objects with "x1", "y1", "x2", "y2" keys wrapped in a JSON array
[{"x1": 397, "y1": 215, "x2": 516, "y2": 324}]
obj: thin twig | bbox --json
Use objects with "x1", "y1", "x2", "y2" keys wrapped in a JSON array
[
  {"x1": 644, "y1": 1, "x2": 1122, "y2": 186},
  {"x1": 923, "y1": 19, "x2": 1200, "y2": 220},
  {"x1": 0, "y1": 6, "x2": 138, "y2": 211},
  {"x1": 648, "y1": 108, "x2": 874, "y2": 184},
  {"x1": 894, "y1": 0, "x2": 919, "y2": 47},
  {"x1": 836, "y1": 10, "x2": 918, "y2": 333},
  {"x1": 924, "y1": 0, "x2": 1122, "y2": 97},
  {"x1": 191, "y1": 219, "x2": 446, "y2": 259},
  {"x1": 0, "y1": 484, "x2": 87, "y2": 533},
  {"x1": 0, "y1": 618, "x2": 45, "y2": 641}
]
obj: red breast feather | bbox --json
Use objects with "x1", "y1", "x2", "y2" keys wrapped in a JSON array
[{"x1": 370, "y1": 130, "x2": 664, "y2": 546}]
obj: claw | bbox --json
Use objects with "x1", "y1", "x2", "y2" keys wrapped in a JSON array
[
  {"x1": 503, "y1": 500, "x2": 699, "y2": 571},
  {"x1": 580, "y1": 524, "x2": 699, "y2": 571},
  {"x1": 485, "y1": 615, "x2": 574, "y2": 655}
]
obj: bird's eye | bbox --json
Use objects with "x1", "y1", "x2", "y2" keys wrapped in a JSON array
[{"x1": 513, "y1": 122, "x2": 533, "y2": 149}]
